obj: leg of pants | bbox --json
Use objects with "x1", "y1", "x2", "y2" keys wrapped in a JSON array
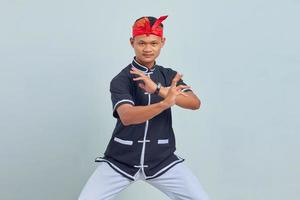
[
  {"x1": 78, "y1": 162, "x2": 132, "y2": 200},
  {"x1": 146, "y1": 163, "x2": 209, "y2": 200}
]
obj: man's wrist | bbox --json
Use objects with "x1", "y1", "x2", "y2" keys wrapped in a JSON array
[
  {"x1": 158, "y1": 86, "x2": 169, "y2": 98},
  {"x1": 154, "y1": 82, "x2": 161, "y2": 95},
  {"x1": 159, "y1": 100, "x2": 171, "y2": 109}
]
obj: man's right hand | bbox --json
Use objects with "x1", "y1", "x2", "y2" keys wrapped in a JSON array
[{"x1": 130, "y1": 67, "x2": 157, "y2": 94}]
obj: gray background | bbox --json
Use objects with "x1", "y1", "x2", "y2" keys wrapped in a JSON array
[{"x1": 1, "y1": 0, "x2": 299, "y2": 199}]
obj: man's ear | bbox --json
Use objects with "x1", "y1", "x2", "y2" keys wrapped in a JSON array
[
  {"x1": 130, "y1": 37, "x2": 134, "y2": 47},
  {"x1": 161, "y1": 37, "x2": 166, "y2": 47}
]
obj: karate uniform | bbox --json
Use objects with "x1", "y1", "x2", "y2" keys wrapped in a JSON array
[{"x1": 78, "y1": 58, "x2": 209, "y2": 200}]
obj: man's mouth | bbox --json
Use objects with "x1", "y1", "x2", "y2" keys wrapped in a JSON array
[{"x1": 143, "y1": 54, "x2": 153, "y2": 57}]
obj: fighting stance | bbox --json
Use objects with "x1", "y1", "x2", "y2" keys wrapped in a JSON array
[{"x1": 79, "y1": 15, "x2": 209, "y2": 200}]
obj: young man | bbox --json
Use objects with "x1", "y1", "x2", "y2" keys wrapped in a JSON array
[{"x1": 79, "y1": 15, "x2": 209, "y2": 200}]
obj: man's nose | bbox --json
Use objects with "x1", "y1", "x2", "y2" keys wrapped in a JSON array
[{"x1": 143, "y1": 44, "x2": 152, "y2": 52}]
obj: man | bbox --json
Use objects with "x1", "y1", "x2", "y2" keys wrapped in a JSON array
[{"x1": 79, "y1": 15, "x2": 209, "y2": 200}]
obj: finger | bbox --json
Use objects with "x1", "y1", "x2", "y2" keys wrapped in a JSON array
[
  {"x1": 177, "y1": 85, "x2": 191, "y2": 90},
  {"x1": 131, "y1": 67, "x2": 145, "y2": 76},
  {"x1": 171, "y1": 73, "x2": 182, "y2": 87},
  {"x1": 130, "y1": 70, "x2": 143, "y2": 76},
  {"x1": 174, "y1": 73, "x2": 183, "y2": 83},
  {"x1": 133, "y1": 77, "x2": 145, "y2": 81},
  {"x1": 177, "y1": 87, "x2": 191, "y2": 93},
  {"x1": 179, "y1": 92, "x2": 189, "y2": 97},
  {"x1": 175, "y1": 85, "x2": 191, "y2": 96},
  {"x1": 138, "y1": 83, "x2": 146, "y2": 90}
]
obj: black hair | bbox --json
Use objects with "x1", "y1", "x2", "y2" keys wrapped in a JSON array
[{"x1": 134, "y1": 16, "x2": 164, "y2": 28}]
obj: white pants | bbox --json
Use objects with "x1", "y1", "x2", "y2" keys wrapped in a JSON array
[{"x1": 78, "y1": 162, "x2": 209, "y2": 200}]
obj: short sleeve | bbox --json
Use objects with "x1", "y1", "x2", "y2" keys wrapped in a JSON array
[
  {"x1": 165, "y1": 68, "x2": 193, "y2": 93},
  {"x1": 110, "y1": 74, "x2": 135, "y2": 118}
]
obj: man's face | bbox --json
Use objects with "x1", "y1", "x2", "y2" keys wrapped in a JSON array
[{"x1": 130, "y1": 34, "x2": 165, "y2": 67}]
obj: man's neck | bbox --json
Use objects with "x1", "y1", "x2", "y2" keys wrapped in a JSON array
[{"x1": 135, "y1": 58, "x2": 155, "y2": 69}]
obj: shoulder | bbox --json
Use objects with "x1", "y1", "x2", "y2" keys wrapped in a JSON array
[
  {"x1": 111, "y1": 64, "x2": 132, "y2": 80},
  {"x1": 110, "y1": 64, "x2": 133, "y2": 85},
  {"x1": 156, "y1": 65, "x2": 177, "y2": 79}
]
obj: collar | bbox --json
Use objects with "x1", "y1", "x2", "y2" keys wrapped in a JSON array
[{"x1": 131, "y1": 57, "x2": 156, "y2": 73}]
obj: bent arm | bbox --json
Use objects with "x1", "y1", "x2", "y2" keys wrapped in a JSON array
[
  {"x1": 117, "y1": 102, "x2": 170, "y2": 126},
  {"x1": 117, "y1": 73, "x2": 188, "y2": 126}
]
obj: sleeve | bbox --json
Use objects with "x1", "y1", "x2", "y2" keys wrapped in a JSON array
[
  {"x1": 166, "y1": 68, "x2": 193, "y2": 93},
  {"x1": 110, "y1": 74, "x2": 135, "y2": 118}
]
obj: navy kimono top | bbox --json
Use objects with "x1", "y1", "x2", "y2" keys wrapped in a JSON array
[{"x1": 95, "y1": 58, "x2": 192, "y2": 180}]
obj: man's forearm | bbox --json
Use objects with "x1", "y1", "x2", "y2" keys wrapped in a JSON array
[
  {"x1": 158, "y1": 87, "x2": 201, "y2": 110},
  {"x1": 119, "y1": 101, "x2": 170, "y2": 126}
]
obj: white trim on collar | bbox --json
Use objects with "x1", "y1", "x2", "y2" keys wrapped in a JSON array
[{"x1": 132, "y1": 58, "x2": 156, "y2": 73}]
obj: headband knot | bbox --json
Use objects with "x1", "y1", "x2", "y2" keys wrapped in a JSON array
[{"x1": 132, "y1": 15, "x2": 168, "y2": 37}]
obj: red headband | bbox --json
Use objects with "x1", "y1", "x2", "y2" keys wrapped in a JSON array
[{"x1": 132, "y1": 15, "x2": 168, "y2": 38}]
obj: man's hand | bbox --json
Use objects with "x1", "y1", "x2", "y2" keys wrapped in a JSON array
[
  {"x1": 130, "y1": 67, "x2": 157, "y2": 93},
  {"x1": 162, "y1": 73, "x2": 191, "y2": 108}
]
